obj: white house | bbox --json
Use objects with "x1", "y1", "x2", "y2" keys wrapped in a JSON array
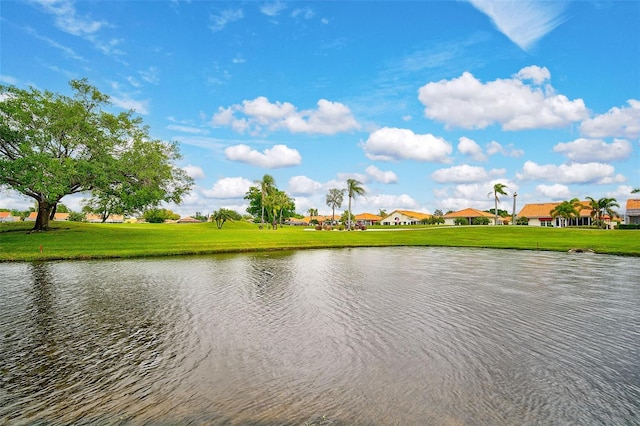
[{"x1": 380, "y1": 210, "x2": 431, "y2": 225}]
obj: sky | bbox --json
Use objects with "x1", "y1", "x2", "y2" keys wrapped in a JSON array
[{"x1": 1, "y1": 0, "x2": 639, "y2": 217}]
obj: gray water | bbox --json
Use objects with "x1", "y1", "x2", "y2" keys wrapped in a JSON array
[{"x1": 0, "y1": 247, "x2": 638, "y2": 425}]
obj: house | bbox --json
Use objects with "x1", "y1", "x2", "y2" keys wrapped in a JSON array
[
  {"x1": 177, "y1": 216, "x2": 203, "y2": 223},
  {"x1": 85, "y1": 213, "x2": 125, "y2": 223},
  {"x1": 354, "y1": 213, "x2": 382, "y2": 226},
  {"x1": 443, "y1": 208, "x2": 496, "y2": 225},
  {"x1": 626, "y1": 199, "x2": 640, "y2": 224},
  {"x1": 300, "y1": 215, "x2": 331, "y2": 225},
  {"x1": 0, "y1": 211, "x2": 18, "y2": 222},
  {"x1": 380, "y1": 210, "x2": 431, "y2": 225},
  {"x1": 517, "y1": 201, "x2": 615, "y2": 227},
  {"x1": 25, "y1": 212, "x2": 69, "y2": 221}
]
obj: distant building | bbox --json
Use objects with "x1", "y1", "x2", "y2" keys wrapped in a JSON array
[
  {"x1": 518, "y1": 200, "x2": 620, "y2": 227},
  {"x1": 177, "y1": 216, "x2": 203, "y2": 223},
  {"x1": 380, "y1": 210, "x2": 431, "y2": 225},
  {"x1": 25, "y1": 212, "x2": 69, "y2": 221},
  {"x1": 85, "y1": 213, "x2": 125, "y2": 223},
  {"x1": 443, "y1": 208, "x2": 496, "y2": 225},
  {"x1": 354, "y1": 213, "x2": 382, "y2": 226},
  {"x1": 626, "y1": 199, "x2": 640, "y2": 224},
  {"x1": 0, "y1": 212, "x2": 18, "y2": 222}
]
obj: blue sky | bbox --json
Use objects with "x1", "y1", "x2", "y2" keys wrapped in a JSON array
[{"x1": 1, "y1": 0, "x2": 639, "y2": 217}]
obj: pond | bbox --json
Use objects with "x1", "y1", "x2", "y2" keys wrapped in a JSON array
[{"x1": 0, "y1": 247, "x2": 638, "y2": 425}]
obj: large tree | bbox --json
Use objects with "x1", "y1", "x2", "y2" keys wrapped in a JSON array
[
  {"x1": 0, "y1": 79, "x2": 192, "y2": 231},
  {"x1": 633, "y1": 188, "x2": 640, "y2": 194},
  {"x1": 244, "y1": 180, "x2": 295, "y2": 227},
  {"x1": 325, "y1": 188, "x2": 344, "y2": 225},
  {"x1": 346, "y1": 178, "x2": 366, "y2": 230},
  {"x1": 488, "y1": 183, "x2": 508, "y2": 225}
]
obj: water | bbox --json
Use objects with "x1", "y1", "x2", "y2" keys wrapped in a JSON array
[{"x1": 0, "y1": 247, "x2": 638, "y2": 425}]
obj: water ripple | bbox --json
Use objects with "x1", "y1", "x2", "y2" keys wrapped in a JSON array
[{"x1": 1, "y1": 248, "x2": 638, "y2": 425}]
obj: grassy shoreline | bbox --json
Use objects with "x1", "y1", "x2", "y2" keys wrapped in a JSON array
[{"x1": 1, "y1": 220, "x2": 639, "y2": 262}]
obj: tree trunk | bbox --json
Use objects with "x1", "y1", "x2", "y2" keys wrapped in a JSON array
[
  {"x1": 33, "y1": 200, "x2": 52, "y2": 231},
  {"x1": 49, "y1": 203, "x2": 57, "y2": 220}
]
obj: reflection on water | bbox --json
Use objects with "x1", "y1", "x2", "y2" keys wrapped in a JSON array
[{"x1": 1, "y1": 248, "x2": 639, "y2": 425}]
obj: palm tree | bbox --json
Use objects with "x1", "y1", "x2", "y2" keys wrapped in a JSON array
[
  {"x1": 212, "y1": 208, "x2": 235, "y2": 229},
  {"x1": 307, "y1": 208, "x2": 318, "y2": 224},
  {"x1": 325, "y1": 188, "x2": 344, "y2": 226},
  {"x1": 488, "y1": 183, "x2": 508, "y2": 225},
  {"x1": 256, "y1": 174, "x2": 275, "y2": 228},
  {"x1": 346, "y1": 178, "x2": 366, "y2": 230},
  {"x1": 586, "y1": 196, "x2": 619, "y2": 228},
  {"x1": 550, "y1": 198, "x2": 580, "y2": 227}
]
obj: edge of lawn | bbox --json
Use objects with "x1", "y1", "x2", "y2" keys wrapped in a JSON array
[{"x1": 1, "y1": 220, "x2": 638, "y2": 262}]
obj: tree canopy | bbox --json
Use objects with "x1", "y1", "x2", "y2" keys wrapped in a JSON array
[
  {"x1": 0, "y1": 79, "x2": 192, "y2": 230},
  {"x1": 244, "y1": 177, "x2": 295, "y2": 228}
]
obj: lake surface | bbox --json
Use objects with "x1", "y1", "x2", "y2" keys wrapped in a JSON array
[{"x1": 1, "y1": 247, "x2": 639, "y2": 425}]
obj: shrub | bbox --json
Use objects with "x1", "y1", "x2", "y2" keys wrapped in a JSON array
[
  {"x1": 472, "y1": 217, "x2": 490, "y2": 225},
  {"x1": 315, "y1": 225, "x2": 322, "y2": 230},
  {"x1": 618, "y1": 224, "x2": 640, "y2": 230},
  {"x1": 68, "y1": 212, "x2": 86, "y2": 222},
  {"x1": 454, "y1": 218, "x2": 469, "y2": 226},
  {"x1": 515, "y1": 217, "x2": 529, "y2": 225}
]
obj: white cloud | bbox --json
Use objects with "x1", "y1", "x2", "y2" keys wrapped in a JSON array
[
  {"x1": 417, "y1": 67, "x2": 588, "y2": 130},
  {"x1": 288, "y1": 176, "x2": 324, "y2": 195},
  {"x1": 110, "y1": 96, "x2": 149, "y2": 115},
  {"x1": 25, "y1": 27, "x2": 85, "y2": 61},
  {"x1": 535, "y1": 184, "x2": 572, "y2": 200},
  {"x1": 183, "y1": 165, "x2": 205, "y2": 180},
  {"x1": 365, "y1": 165, "x2": 398, "y2": 184},
  {"x1": 224, "y1": 144, "x2": 302, "y2": 168},
  {"x1": 580, "y1": 99, "x2": 640, "y2": 139},
  {"x1": 467, "y1": 0, "x2": 567, "y2": 51},
  {"x1": 139, "y1": 67, "x2": 160, "y2": 85},
  {"x1": 167, "y1": 124, "x2": 208, "y2": 134},
  {"x1": 431, "y1": 164, "x2": 505, "y2": 184},
  {"x1": 516, "y1": 65, "x2": 551, "y2": 84},
  {"x1": 33, "y1": 0, "x2": 107, "y2": 36},
  {"x1": 210, "y1": 8, "x2": 244, "y2": 32},
  {"x1": 434, "y1": 180, "x2": 518, "y2": 212},
  {"x1": 458, "y1": 137, "x2": 487, "y2": 161},
  {"x1": 365, "y1": 194, "x2": 419, "y2": 211},
  {"x1": 486, "y1": 141, "x2": 524, "y2": 157},
  {"x1": 0, "y1": 75, "x2": 18, "y2": 85},
  {"x1": 517, "y1": 161, "x2": 626, "y2": 185},
  {"x1": 212, "y1": 97, "x2": 359, "y2": 135},
  {"x1": 553, "y1": 138, "x2": 633, "y2": 163},
  {"x1": 261, "y1": 2, "x2": 286, "y2": 17},
  {"x1": 362, "y1": 127, "x2": 452, "y2": 162},
  {"x1": 201, "y1": 177, "x2": 253, "y2": 199},
  {"x1": 291, "y1": 7, "x2": 315, "y2": 20}
]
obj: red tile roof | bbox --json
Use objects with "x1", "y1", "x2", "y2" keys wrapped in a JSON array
[
  {"x1": 627, "y1": 199, "x2": 640, "y2": 210},
  {"x1": 443, "y1": 208, "x2": 493, "y2": 218}
]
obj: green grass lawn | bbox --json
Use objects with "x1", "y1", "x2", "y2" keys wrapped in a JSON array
[{"x1": 1, "y1": 220, "x2": 638, "y2": 262}]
